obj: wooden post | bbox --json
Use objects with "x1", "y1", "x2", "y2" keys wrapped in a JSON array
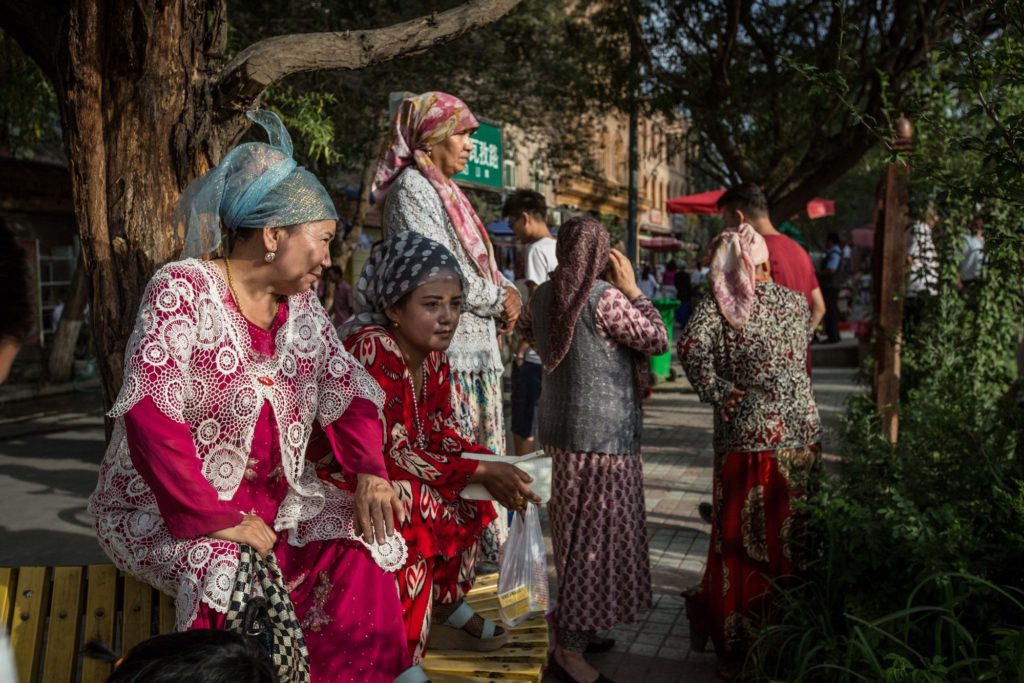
[{"x1": 872, "y1": 117, "x2": 913, "y2": 443}]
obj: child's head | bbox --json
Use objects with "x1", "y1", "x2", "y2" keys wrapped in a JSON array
[{"x1": 92, "y1": 630, "x2": 279, "y2": 683}]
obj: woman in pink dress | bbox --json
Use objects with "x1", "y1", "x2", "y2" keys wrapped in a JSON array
[{"x1": 88, "y1": 111, "x2": 418, "y2": 683}]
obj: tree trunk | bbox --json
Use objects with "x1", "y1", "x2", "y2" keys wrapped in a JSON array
[
  {"x1": 46, "y1": 253, "x2": 89, "y2": 383},
  {"x1": 872, "y1": 129, "x2": 912, "y2": 445},
  {"x1": 57, "y1": 0, "x2": 239, "y2": 405}
]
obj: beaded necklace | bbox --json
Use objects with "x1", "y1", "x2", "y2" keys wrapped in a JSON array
[{"x1": 405, "y1": 360, "x2": 428, "y2": 449}]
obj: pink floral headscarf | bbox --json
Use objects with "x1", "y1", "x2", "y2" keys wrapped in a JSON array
[
  {"x1": 708, "y1": 223, "x2": 770, "y2": 329},
  {"x1": 373, "y1": 91, "x2": 500, "y2": 283}
]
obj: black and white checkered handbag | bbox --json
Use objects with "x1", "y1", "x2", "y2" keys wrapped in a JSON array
[{"x1": 225, "y1": 544, "x2": 311, "y2": 683}]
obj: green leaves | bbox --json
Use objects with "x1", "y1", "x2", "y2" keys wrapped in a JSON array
[
  {"x1": 0, "y1": 29, "x2": 62, "y2": 160},
  {"x1": 265, "y1": 88, "x2": 340, "y2": 167},
  {"x1": 750, "y1": 16, "x2": 1024, "y2": 671}
]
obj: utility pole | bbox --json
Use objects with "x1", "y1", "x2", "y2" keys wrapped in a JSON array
[{"x1": 625, "y1": 0, "x2": 640, "y2": 266}]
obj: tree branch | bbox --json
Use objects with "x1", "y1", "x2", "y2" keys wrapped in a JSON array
[
  {"x1": 216, "y1": 0, "x2": 522, "y2": 112},
  {"x1": 769, "y1": 132, "x2": 877, "y2": 223}
]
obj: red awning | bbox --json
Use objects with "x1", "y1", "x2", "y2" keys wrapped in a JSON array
[
  {"x1": 639, "y1": 237, "x2": 685, "y2": 252},
  {"x1": 806, "y1": 197, "x2": 835, "y2": 219},
  {"x1": 666, "y1": 189, "x2": 725, "y2": 215}
]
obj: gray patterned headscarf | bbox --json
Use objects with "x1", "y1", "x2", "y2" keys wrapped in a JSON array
[{"x1": 336, "y1": 231, "x2": 465, "y2": 340}]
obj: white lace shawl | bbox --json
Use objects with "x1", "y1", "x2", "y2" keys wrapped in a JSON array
[
  {"x1": 88, "y1": 259, "x2": 407, "y2": 630},
  {"x1": 382, "y1": 169, "x2": 511, "y2": 373}
]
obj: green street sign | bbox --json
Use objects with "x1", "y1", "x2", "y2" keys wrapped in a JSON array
[{"x1": 454, "y1": 121, "x2": 503, "y2": 191}]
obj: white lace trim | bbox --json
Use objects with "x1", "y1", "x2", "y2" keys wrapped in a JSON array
[{"x1": 89, "y1": 259, "x2": 404, "y2": 630}]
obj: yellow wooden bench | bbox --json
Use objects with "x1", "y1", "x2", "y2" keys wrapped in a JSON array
[
  {"x1": 422, "y1": 573, "x2": 547, "y2": 683},
  {"x1": 1, "y1": 565, "x2": 175, "y2": 683},
  {"x1": 1, "y1": 567, "x2": 546, "y2": 683}
]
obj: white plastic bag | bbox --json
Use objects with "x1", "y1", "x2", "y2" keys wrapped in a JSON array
[{"x1": 496, "y1": 503, "x2": 549, "y2": 627}]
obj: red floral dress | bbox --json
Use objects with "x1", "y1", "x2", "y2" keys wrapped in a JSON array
[{"x1": 319, "y1": 325, "x2": 497, "y2": 662}]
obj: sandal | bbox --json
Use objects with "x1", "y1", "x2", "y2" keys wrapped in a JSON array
[
  {"x1": 547, "y1": 654, "x2": 617, "y2": 683},
  {"x1": 585, "y1": 636, "x2": 615, "y2": 654},
  {"x1": 427, "y1": 601, "x2": 510, "y2": 652}
]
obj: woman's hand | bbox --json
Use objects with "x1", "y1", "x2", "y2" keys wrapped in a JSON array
[
  {"x1": 607, "y1": 249, "x2": 643, "y2": 299},
  {"x1": 501, "y1": 285, "x2": 522, "y2": 331},
  {"x1": 471, "y1": 460, "x2": 541, "y2": 513},
  {"x1": 720, "y1": 387, "x2": 746, "y2": 422},
  {"x1": 354, "y1": 473, "x2": 406, "y2": 545},
  {"x1": 211, "y1": 514, "x2": 278, "y2": 558}
]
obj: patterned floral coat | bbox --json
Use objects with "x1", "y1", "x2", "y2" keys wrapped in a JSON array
[
  {"x1": 678, "y1": 282, "x2": 822, "y2": 453},
  {"x1": 321, "y1": 326, "x2": 497, "y2": 564}
]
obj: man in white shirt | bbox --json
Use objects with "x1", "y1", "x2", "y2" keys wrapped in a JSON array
[
  {"x1": 905, "y1": 203, "x2": 940, "y2": 332},
  {"x1": 503, "y1": 190, "x2": 557, "y2": 455},
  {"x1": 959, "y1": 215, "x2": 985, "y2": 289}
]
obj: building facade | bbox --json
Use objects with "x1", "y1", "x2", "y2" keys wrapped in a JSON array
[{"x1": 502, "y1": 111, "x2": 693, "y2": 256}]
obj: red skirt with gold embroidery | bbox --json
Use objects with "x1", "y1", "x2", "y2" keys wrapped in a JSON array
[{"x1": 690, "y1": 444, "x2": 821, "y2": 657}]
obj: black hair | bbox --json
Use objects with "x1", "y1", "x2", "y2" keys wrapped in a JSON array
[
  {"x1": 0, "y1": 218, "x2": 33, "y2": 343},
  {"x1": 502, "y1": 190, "x2": 548, "y2": 221},
  {"x1": 87, "y1": 630, "x2": 279, "y2": 683},
  {"x1": 716, "y1": 182, "x2": 769, "y2": 219},
  {"x1": 223, "y1": 224, "x2": 301, "y2": 252},
  {"x1": 826, "y1": 232, "x2": 840, "y2": 245}
]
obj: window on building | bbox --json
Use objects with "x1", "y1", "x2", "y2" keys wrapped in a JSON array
[
  {"x1": 530, "y1": 158, "x2": 544, "y2": 193},
  {"x1": 503, "y1": 159, "x2": 517, "y2": 192}
]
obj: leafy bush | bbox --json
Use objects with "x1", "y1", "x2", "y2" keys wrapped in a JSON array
[
  {"x1": 752, "y1": 388, "x2": 1024, "y2": 681},
  {"x1": 750, "y1": 189, "x2": 1024, "y2": 680}
]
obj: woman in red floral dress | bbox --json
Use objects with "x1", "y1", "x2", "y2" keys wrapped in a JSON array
[
  {"x1": 678, "y1": 224, "x2": 822, "y2": 676},
  {"x1": 320, "y1": 232, "x2": 540, "y2": 667}
]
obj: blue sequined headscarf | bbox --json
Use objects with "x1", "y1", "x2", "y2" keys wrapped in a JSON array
[{"x1": 174, "y1": 110, "x2": 338, "y2": 259}]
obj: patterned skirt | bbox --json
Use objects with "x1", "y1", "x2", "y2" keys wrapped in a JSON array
[
  {"x1": 545, "y1": 447, "x2": 652, "y2": 631},
  {"x1": 690, "y1": 444, "x2": 821, "y2": 658},
  {"x1": 452, "y1": 368, "x2": 508, "y2": 561}
]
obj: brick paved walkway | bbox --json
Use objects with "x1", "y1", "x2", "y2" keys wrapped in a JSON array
[{"x1": 540, "y1": 366, "x2": 861, "y2": 682}]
